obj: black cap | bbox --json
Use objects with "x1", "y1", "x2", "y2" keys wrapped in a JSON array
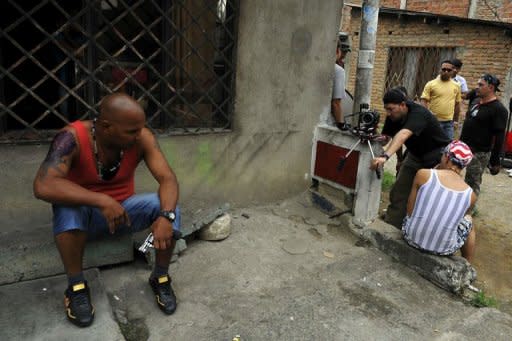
[{"x1": 481, "y1": 73, "x2": 501, "y2": 92}]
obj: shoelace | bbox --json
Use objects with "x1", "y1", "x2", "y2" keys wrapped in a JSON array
[
  {"x1": 72, "y1": 290, "x2": 90, "y2": 308},
  {"x1": 158, "y1": 282, "x2": 171, "y2": 296}
]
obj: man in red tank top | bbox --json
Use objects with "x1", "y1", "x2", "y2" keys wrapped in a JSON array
[{"x1": 34, "y1": 93, "x2": 180, "y2": 327}]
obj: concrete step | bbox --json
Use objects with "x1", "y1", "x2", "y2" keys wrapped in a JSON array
[
  {"x1": 0, "y1": 268, "x2": 124, "y2": 341},
  {"x1": 0, "y1": 204, "x2": 230, "y2": 285},
  {"x1": 0, "y1": 224, "x2": 133, "y2": 286}
]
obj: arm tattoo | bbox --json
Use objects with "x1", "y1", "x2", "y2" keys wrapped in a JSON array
[{"x1": 38, "y1": 130, "x2": 77, "y2": 179}]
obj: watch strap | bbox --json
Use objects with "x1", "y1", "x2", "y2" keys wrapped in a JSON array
[{"x1": 159, "y1": 210, "x2": 176, "y2": 222}]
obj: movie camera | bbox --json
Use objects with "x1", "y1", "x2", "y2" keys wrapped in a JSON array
[{"x1": 336, "y1": 105, "x2": 384, "y2": 178}]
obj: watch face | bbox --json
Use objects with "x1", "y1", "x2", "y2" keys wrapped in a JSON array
[{"x1": 161, "y1": 210, "x2": 175, "y2": 222}]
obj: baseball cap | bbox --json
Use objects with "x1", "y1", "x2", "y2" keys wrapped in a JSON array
[
  {"x1": 481, "y1": 73, "x2": 501, "y2": 92},
  {"x1": 444, "y1": 140, "x2": 473, "y2": 168}
]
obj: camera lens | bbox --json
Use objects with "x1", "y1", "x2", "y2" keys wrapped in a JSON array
[{"x1": 362, "y1": 113, "x2": 373, "y2": 124}]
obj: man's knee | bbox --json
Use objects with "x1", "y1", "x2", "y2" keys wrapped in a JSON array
[
  {"x1": 52, "y1": 205, "x2": 91, "y2": 236},
  {"x1": 123, "y1": 193, "x2": 181, "y2": 231}
]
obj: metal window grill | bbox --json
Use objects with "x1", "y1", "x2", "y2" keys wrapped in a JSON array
[
  {"x1": 0, "y1": 0, "x2": 238, "y2": 143},
  {"x1": 384, "y1": 47, "x2": 455, "y2": 100}
]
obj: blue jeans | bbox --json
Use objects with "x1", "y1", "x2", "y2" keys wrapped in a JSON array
[
  {"x1": 438, "y1": 120, "x2": 454, "y2": 140},
  {"x1": 52, "y1": 193, "x2": 181, "y2": 239}
]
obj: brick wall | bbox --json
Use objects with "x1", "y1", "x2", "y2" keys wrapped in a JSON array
[
  {"x1": 344, "y1": 7, "x2": 512, "y2": 113},
  {"x1": 476, "y1": 0, "x2": 512, "y2": 22},
  {"x1": 350, "y1": 0, "x2": 512, "y2": 23},
  {"x1": 340, "y1": 5, "x2": 353, "y2": 31},
  {"x1": 405, "y1": 0, "x2": 471, "y2": 18},
  {"x1": 381, "y1": 0, "x2": 402, "y2": 7}
]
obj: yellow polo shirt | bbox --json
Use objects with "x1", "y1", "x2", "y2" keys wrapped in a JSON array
[{"x1": 421, "y1": 77, "x2": 461, "y2": 121}]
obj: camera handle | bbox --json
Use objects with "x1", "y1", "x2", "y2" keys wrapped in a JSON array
[
  {"x1": 337, "y1": 137, "x2": 381, "y2": 179},
  {"x1": 366, "y1": 138, "x2": 382, "y2": 179},
  {"x1": 336, "y1": 139, "x2": 361, "y2": 171}
]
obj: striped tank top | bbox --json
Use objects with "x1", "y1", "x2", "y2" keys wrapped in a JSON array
[{"x1": 402, "y1": 169, "x2": 472, "y2": 254}]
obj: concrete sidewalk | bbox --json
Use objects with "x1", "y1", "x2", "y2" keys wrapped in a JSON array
[{"x1": 1, "y1": 195, "x2": 511, "y2": 340}]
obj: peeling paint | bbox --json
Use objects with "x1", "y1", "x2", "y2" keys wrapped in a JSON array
[{"x1": 363, "y1": 5, "x2": 378, "y2": 34}]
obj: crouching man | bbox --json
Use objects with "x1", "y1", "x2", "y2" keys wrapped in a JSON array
[
  {"x1": 402, "y1": 141, "x2": 477, "y2": 262},
  {"x1": 33, "y1": 93, "x2": 180, "y2": 327}
]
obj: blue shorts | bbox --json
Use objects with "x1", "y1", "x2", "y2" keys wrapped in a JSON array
[{"x1": 52, "y1": 193, "x2": 181, "y2": 239}]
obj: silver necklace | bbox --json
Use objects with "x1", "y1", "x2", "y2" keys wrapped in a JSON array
[{"x1": 91, "y1": 118, "x2": 124, "y2": 181}]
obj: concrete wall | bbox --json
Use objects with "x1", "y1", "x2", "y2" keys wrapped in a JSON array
[{"x1": 0, "y1": 0, "x2": 343, "y2": 229}]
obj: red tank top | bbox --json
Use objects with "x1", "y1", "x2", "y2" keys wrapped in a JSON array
[{"x1": 67, "y1": 121, "x2": 139, "y2": 202}]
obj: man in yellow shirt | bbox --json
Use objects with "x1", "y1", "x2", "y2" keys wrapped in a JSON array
[{"x1": 421, "y1": 60, "x2": 462, "y2": 140}]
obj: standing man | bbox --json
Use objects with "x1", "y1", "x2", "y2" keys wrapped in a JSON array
[
  {"x1": 451, "y1": 58, "x2": 469, "y2": 99},
  {"x1": 330, "y1": 41, "x2": 349, "y2": 130},
  {"x1": 33, "y1": 93, "x2": 181, "y2": 327},
  {"x1": 371, "y1": 89, "x2": 450, "y2": 228},
  {"x1": 421, "y1": 60, "x2": 462, "y2": 140},
  {"x1": 460, "y1": 74, "x2": 508, "y2": 196}
]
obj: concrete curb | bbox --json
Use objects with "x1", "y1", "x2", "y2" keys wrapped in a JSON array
[
  {"x1": 309, "y1": 187, "x2": 477, "y2": 295},
  {"x1": 352, "y1": 218, "x2": 476, "y2": 295}
]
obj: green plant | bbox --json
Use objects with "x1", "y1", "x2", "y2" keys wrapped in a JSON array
[
  {"x1": 470, "y1": 291, "x2": 498, "y2": 308},
  {"x1": 381, "y1": 170, "x2": 395, "y2": 192}
]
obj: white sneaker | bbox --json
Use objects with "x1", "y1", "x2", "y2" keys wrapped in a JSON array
[{"x1": 506, "y1": 168, "x2": 512, "y2": 174}]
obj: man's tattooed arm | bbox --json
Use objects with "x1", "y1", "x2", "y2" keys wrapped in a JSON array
[{"x1": 37, "y1": 130, "x2": 77, "y2": 179}]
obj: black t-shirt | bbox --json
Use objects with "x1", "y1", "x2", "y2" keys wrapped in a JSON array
[
  {"x1": 382, "y1": 101, "x2": 450, "y2": 158},
  {"x1": 460, "y1": 98, "x2": 508, "y2": 153}
]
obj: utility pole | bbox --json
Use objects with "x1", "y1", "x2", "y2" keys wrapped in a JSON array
[
  {"x1": 351, "y1": 0, "x2": 380, "y2": 125},
  {"x1": 350, "y1": 0, "x2": 381, "y2": 224}
]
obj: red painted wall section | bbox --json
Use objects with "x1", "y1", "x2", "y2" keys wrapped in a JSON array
[{"x1": 314, "y1": 141, "x2": 359, "y2": 189}]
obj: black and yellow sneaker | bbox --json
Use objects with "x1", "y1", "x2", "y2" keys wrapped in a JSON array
[
  {"x1": 149, "y1": 274, "x2": 177, "y2": 315},
  {"x1": 64, "y1": 281, "x2": 95, "y2": 327}
]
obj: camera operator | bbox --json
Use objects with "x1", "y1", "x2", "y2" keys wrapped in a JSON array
[{"x1": 370, "y1": 89, "x2": 450, "y2": 228}]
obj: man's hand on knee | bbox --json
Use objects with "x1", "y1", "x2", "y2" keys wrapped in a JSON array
[
  {"x1": 151, "y1": 218, "x2": 174, "y2": 250},
  {"x1": 99, "y1": 195, "x2": 131, "y2": 234}
]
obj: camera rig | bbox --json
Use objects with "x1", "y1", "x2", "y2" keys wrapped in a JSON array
[{"x1": 337, "y1": 106, "x2": 383, "y2": 179}]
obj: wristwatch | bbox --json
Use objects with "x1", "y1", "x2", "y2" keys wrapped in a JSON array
[
  {"x1": 380, "y1": 153, "x2": 390, "y2": 161},
  {"x1": 159, "y1": 210, "x2": 176, "y2": 223}
]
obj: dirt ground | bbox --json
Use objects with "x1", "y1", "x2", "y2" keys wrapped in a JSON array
[{"x1": 381, "y1": 164, "x2": 512, "y2": 314}]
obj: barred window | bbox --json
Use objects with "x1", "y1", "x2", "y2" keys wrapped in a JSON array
[
  {"x1": 384, "y1": 47, "x2": 455, "y2": 100},
  {"x1": 0, "y1": 0, "x2": 238, "y2": 143}
]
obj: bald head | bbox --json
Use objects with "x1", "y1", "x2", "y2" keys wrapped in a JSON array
[{"x1": 99, "y1": 93, "x2": 145, "y2": 122}]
